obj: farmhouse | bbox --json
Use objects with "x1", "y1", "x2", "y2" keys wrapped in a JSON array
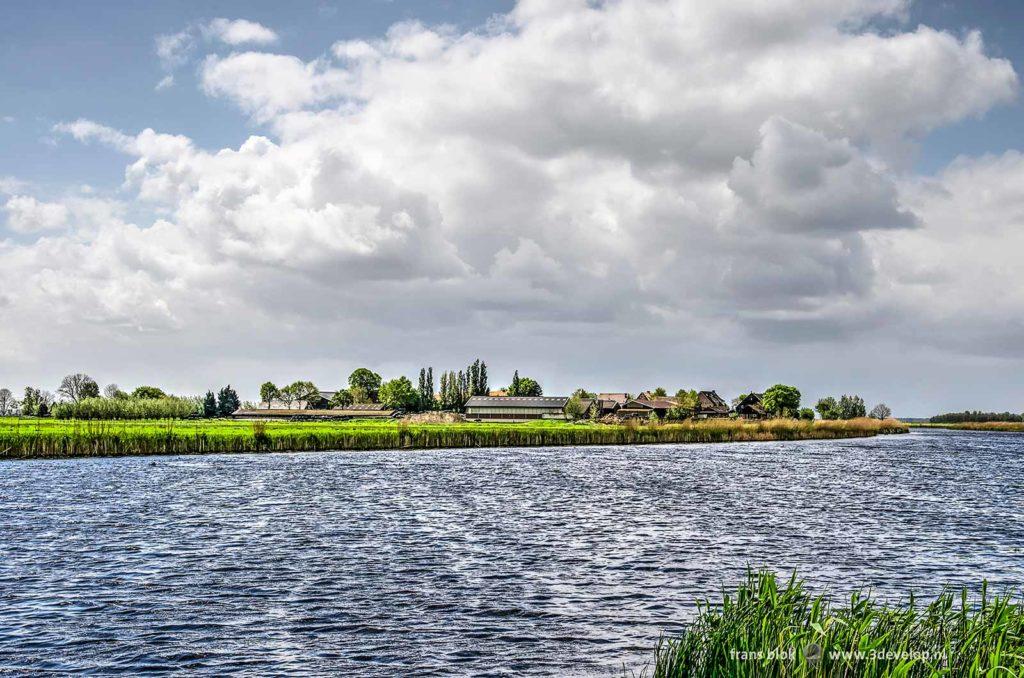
[
  {"x1": 693, "y1": 390, "x2": 730, "y2": 418},
  {"x1": 618, "y1": 397, "x2": 677, "y2": 419},
  {"x1": 734, "y1": 393, "x2": 767, "y2": 419},
  {"x1": 465, "y1": 396, "x2": 571, "y2": 422}
]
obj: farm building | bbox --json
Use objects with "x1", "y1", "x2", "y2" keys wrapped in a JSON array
[
  {"x1": 693, "y1": 390, "x2": 730, "y2": 418},
  {"x1": 734, "y1": 393, "x2": 767, "y2": 419},
  {"x1": 618, "y1": 398, "x2": 678, "y2": 419},
  {"x1": 232, "y1": 403, "x2": 396, "y2": 421},
  {"x1": 464, "y1": 396, "x2": 571, "y2": 422}
]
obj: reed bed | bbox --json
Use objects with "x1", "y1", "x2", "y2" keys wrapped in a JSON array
[
  {"x1": 51, "y1": 396, "x2": 200, "y2": 420},
  {"x1": 651, "y1": 570, "x2": 1024, "y2": 677},
  {"x1": 911, "y1": 421, "x2": 1024, "y2": 433},
  {"x1": 0, "y1": 417, "x2": 907, "y2": 460}
]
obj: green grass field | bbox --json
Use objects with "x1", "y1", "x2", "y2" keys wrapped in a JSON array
[
  {"x1": 0, "y1": 416, "x2": 908, "y2": 460},
  {"x1": 651, "y1": 570, "x2": 1024, "y2": 677}
]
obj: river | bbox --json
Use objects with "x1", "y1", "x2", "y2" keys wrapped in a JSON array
[{"x1": 1, "y1": 429, "x2": 1022, "y2": 675}]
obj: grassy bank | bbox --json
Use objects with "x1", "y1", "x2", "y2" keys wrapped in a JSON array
[
  {"x1": 0, "y1": 417, "x2": 907, "y2": 460},
  {"x1": 910, "y1": 421, "x2": 1024, "y2": 433},
  {"x1": 651, "y1": 570, "x2": 1024, "y2": 677}
]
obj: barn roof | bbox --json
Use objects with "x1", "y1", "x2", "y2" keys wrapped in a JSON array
[{"x1": 465, "y1": 396, "x2": 569, "y2": 408}]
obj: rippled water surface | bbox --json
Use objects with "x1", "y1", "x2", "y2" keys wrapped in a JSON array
[{"x1": 2, "y1": 429, "x2": 1023, "y2": 675}]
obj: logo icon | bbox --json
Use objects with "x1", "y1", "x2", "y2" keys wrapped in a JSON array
[{"x1": 804, "y1": 642, "x2": 823, "y2": 666}]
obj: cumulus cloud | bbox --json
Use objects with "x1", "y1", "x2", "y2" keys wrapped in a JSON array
[
  {"x1": 3, "y1": 0, "x2": 1023, "y2": 409},
  {"x1": 203, "y1": 18, "x2": 279, "y2": 46},
  {"x1": 201, "y1": 53, "x2": 350, "y2": 121},
  {"x1": 3, "y1": 196, "x2": 69, "y2": 233}
]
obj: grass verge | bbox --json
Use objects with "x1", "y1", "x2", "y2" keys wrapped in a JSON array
[
  {"x1": 650, "y1": 570, "x2": 1023, "y2": 677},
  {"x1": 0, "y1": 417, "x2": 907, "y2": 460}
]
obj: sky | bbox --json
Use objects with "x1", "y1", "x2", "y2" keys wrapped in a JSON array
[{"x1": 1, "y1": 0, "x2": 1023, "y2": 417}]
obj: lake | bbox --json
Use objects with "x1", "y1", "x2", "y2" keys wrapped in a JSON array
[{"x1": 1, "y1": 429, "x2": 1022, "y2": 675}]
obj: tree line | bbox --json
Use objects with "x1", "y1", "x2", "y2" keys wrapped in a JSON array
[
  {"x1": 930, "y1": 411, "x2": 1024, "y2": 424},
  {"x1": 0, "y1": 373, "x2": 241, "y2": 419},
  {"x1": 0, "y1": 368, "x2": 898, "y2": 423}
]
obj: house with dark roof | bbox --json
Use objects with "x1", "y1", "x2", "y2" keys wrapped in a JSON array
[
  {"x1": 618, "y1": 397, "x2": 678, "y2": 419},
  {"x1": 693, "y1": 390, "x2": 730, "y2": 418},
  {"x1": 734, "y1": 393, "x2": 767, "y2": 419},
  {"x1": 465, "y1": 396, "x2": 571, "y2": 422}
]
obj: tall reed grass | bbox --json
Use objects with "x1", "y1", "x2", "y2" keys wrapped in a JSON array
[
  {"x1": 51, "y1": 396, "x2": 200, "y2": 420},
  {"x1": 912, "y1": 421, "x2": 1024, "y2": 433},
  {"x1": 651, "y1": 569, "x2": 1023, "y2": 677},
  {"x1": 0, "y1": 417, "x2": 907, "y2": 460}
]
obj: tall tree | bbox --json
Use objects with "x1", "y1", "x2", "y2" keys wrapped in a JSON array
[
  {"x1": 0, "y1": 388, "x2": 16, "y2": 415},
  {"x1": 762, "y1": 384, "x2": 801, "y2": 418},
  {"x1": 217, "y1": 385, "x2": 240, "y2": 416},
  {"x1": 516, "y1": 377, "x2": 542, "y2": 397},
  {"x1": 838, "y1": 394, "x2": 867, "y2": 419},
  {"x1": 509, "y1": 370, "x2": 521, "y2": 397},
  {"x1": 57, "y1": 373, "x2": 99, "y2": 403},
  {"x1": 379, "y1": 377, "x2": 420, "y2": 411},
  {"x1": 203, "y1": 391, "x2": 218, "y2": 417},
  {"x1": 348, "y1": 368, "x2": 382, "y2": 402},
  {"x1": 418, "y1": 368, "x2": 435, "y2": 411},
  {"x1": 131, "y1": 386, "x2": 167, "y2": 400},
  {"x1": 329, "y1": 389, "x2": 354, "y2": 409},
  {"x1": 259, "y1": 381, "x2": 279, "y2": 408},
  {"x1": 288, "y1": 381, "x2": 320, "y2": 408},
  {"x1": 815, "y1": 397, "x2": 839, "y2": 420},
  {"x1": 478, "y1": 361, "x2": 487, "y2": 395},
  {"x1": 103, "y1": 383, "x2": 124, "y2": 399},
  {"x1": 869, "y1": 403, "x2": 892, "y2": 420}
]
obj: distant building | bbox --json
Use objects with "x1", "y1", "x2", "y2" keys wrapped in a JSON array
[
  {"x1": 694, "y1": 390, "x2": 730, "y2": 418},
  {"x1": 465, "y1": 396, "x2": 570, "y2": 422},
  {"x1": 618, "y1": 398, "x2": 677, "y2": 419},
  {"x1": 233, "y1": 403, "x2": 396, "y2": 420},
  {"x1": 734, "y1": 393, "x2": 766, "y2": 419},
  {"x1": 598, "y1": 392, "x2": 630, "y2": 405}
]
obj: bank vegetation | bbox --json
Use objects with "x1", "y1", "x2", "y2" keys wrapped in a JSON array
[{"x1": 0, "y1": 417, "x2": 906, "y2": 460}]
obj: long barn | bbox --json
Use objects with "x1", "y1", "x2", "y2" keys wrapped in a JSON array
[{"x1": 464, "y1": 396, "x2": 570, "y2": 422}]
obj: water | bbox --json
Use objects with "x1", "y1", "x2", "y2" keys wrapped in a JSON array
[{"x1": 1, "y1": 429, "x2": 1022, "y2": 675}]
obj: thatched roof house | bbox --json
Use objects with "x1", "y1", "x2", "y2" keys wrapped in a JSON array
[
  {"x1": 693, "y1": 390, "x2": 730, "y2": 418},
  {"x1": 734, "y1": 393, "x2": 767, "y2": 419}
]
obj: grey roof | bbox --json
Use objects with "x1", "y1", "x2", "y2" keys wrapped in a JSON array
[{"x1": 465, "y1": 396, "x2": 569, "y2": 409}]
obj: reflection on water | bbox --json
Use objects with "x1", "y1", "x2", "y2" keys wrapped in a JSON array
[{"x1": 1, "y1": 429, "x2": 1022, "y2": 675}]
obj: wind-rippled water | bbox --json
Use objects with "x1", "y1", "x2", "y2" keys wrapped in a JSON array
[{"x1": 1, "y1": 429, "x2": 1023, "y2": 675}]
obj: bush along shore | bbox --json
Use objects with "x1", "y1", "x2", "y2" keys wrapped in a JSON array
[
  {"x1": 651, "y1": 570, "x2": 1024, "y2": 677},
  {"x1": 0, "y1": 417, "x2": 907, "y2": 460}
]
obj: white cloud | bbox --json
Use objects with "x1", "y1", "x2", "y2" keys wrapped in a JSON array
[
  {"x1": 155, "y1": 75, "x2": 175, "y2": 91},
  {"x1": 2, "y1": 0, "x2": 1023, "y2": 411},
  {"x1": 203, "y1": 18, "x2": 279, "y2": 46},
  {"x1": 3, "y1": 196, "x2": 70, "y2": 233},
  {"x1": 155, "y1": 30, "x2": 194, "y2": 71},
  {"x1": 0, "y1": 176, "x2": 28, "y2": 195},
  {"x1": 201, "y1": 53, "x2": 350, "y2": 121}
]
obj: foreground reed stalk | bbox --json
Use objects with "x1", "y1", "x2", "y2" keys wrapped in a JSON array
[
  {"x1": 0, "y1": 418, "x2": 907, "y2": 460},
  {"x1": 651, "y1": 570, "x2": 1024, "y2": 677}
]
